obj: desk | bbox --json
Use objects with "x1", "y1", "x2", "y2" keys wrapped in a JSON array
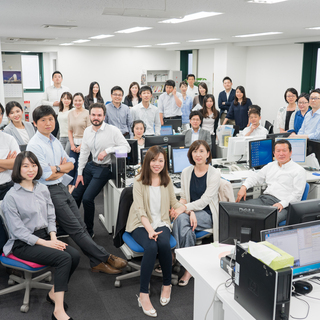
[{"x1": 176, "y1": 244, "x2": 320, "y2": 320}]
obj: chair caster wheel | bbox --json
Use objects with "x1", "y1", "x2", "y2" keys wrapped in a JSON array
[
  {"x1": 20, "y1": 304, "x2": 29, "y2": 313},
  {"x1": 126, "y1": 265, "x2": 133, "y2": 272},
  {"x1": 171, "y1": 279, "x2": 178, "y2": 286},
  {"x1": 173, "y1": 265, "x2": 181, "y2": 273},
  {"x1": 45, "y1": 275, "x2": 52, "y2": 282},
  {"x1": 8, "y1": 279, "x2": 15, "y2": 285},
  {"x1": 114, "y1": 280, "x2": 121, "y2": 288}
]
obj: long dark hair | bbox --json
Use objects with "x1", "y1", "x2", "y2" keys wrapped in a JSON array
[
  {"x1": 88, "y1": 81, "x2": 103, "y2": 101},
  {"x1": 59, "y1": 92, "x2": 74, "y2": 112},
  {"x1": 202, "y1": 94, "x2": 218, "y2": 119},
  {"x1": 127, "y1": 82, "x2": 140, "y2": 101},
  {"x1": 234, "y1": 86, "x2": 247, "y2": 106}
]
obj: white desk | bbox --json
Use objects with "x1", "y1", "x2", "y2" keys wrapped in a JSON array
[{"x1": 176, "y1": 244, "x2": 320, "y2": 320}]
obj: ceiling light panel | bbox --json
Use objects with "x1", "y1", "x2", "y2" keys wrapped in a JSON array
[
  {"x1": 73, "y1": 39, "x2": 90, "y2": 43},
  {"x1": 159, "y1": 11, "x2": 222, "y2": 24},
  {"x1": 89, "y1": 35, "x2": 114, "y2": 39},
  {"x1": 233, "y1": 32, "x2": 283, "y2": 38},
  {"x1": 157, "y1": 42, "x2": 180, "y2": 46},
  {"x1": 187, "y1": 38, "x2": 220, "y2": 42},
  {"x1": 247, "y1": 0, "x2": 287, "y2": 3},
  {"x1": 115, "y1": 27, "x2": 152, "y2": 34}
]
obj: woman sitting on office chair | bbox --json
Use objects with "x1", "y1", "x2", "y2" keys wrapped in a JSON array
[
  {"x1": 171, "y1": 140, "x2": 220, "y2": 286},
  {"x1": 2, "y1": 151, "x2": 80, "y2": 320},
  {"x1": 126, "y1": 145, "x2": 184, "y2": 317}
]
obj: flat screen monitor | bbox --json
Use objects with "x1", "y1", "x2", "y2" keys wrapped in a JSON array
[
  {"x1": 248, "y1": 139, "x2": 273, "y2": 169},
  {"x1": 140, "y1": 144, "x2": 169, "y2": 168},
  {"x1": 160, "y1": 125, "x2": 173, "y2": 136},
  {"x1": 287, "y1": 199, "x2": 320, "y2": 225},
  {"x1": 219, "y1": 202, "x2": 277, "y2": 244},
  {"x1": 172, "y1": 147, "x2": 190, "y2": 173},
  {"x1": 275, "y1": 137, "x2": 307, "y2": 164},
  {"x1": 267, "y1": 132, "x2": 291, "y2": 140},
  {"x1": 261, "y1": 220, "x2": 320, "y2": 280},
  {"x1": 145, "y1": 135, "x2": 185, "y2": 148},
  {"x1": 307, "y1": 139, "x2": 320, "y2": 166},
  {"x1": 126, "y1": 139, "x2": 139, "y2": 165},
  {"x1": 163, "y1": 118, "x2": 182, "y2": 132}
]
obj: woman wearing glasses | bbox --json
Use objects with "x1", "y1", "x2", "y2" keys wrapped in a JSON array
[{"x1": 288, "y1": 93, "x2": 311, "y2": 134}]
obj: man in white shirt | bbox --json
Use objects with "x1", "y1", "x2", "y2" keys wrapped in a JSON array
[
  {"x1": 236, "y1": 139, "x2": 306, "y2": 223},
  {"x1": 131, "y1": 86, "x2": 161, "y2": 135},
  {"x1": 73, "y1": 103, "x2": 130, "y2": 237},
  {"x1": 42, "y1": 71, "x2": 70, "y2": 114},
  {"x1": 0, "y1": 103, "x2": 20, "y2": 200},
  {"x1": 239, "y1": 105, "x2": 268, "y2": 137},
  {"x1": 186, "y1": 74, "x2": 198, "y2": 99},
  {"x1": 158, "y1": 80, "x2": 183, "y2": 125}
]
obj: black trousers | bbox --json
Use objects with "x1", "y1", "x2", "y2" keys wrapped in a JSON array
[
  {"x1": 12, "y1": 229, "x2": 80, "y2": 292},
  {"x1": 48, "y1": 183, "x2": 110, "y2": 268},
  {"x1": 0, "y1": 181, "x2": 14, "y2": 201}
]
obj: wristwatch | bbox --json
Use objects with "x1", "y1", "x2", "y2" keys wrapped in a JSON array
[{"x1": 55, "y1": 165, "x2": 61, "y2": 173}]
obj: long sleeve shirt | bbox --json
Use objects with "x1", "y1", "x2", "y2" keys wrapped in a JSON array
[
  {"x1": 2, "y1": 182, "x2": 56, "y2": 255},
  {"x1": 77, "y1": 122, "x2": 131, "y2": 175},
  {"x1": 242, "y1": 160, "x2": 306, "y2": 208},
  {"x1": 42, "y1": 85, "x2": 70, "y2": 113},
  {"x1": 218, "y1": 89, "x2": 236, "y2": 116},
  {"x1": 226, "y1": 98, "x2": 252, "y2": 130},
  {"x1": 298, "y1": 108, "x2": 320, "y2": 139},
  {"x1": 158, "y1": 92, "x2": 183, "y2": 118},
  {"x1": 104, "y1": 103, "x2": 132, "y2": 135}
]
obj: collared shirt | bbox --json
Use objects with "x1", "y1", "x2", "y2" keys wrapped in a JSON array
[
  {"x1": 242, "y1": 159, "x2": 306, "y2": 208},
  {"x1": 78, "y1": 122, "x2": 131, "y2": 175},
  {"x1": 239, "y1": 124, "x2": 268, "y2": 137},
  {"x1": 158, "y1": 92, "x2": 183, "y2": 118},
  {"x1": 131, "y1": 102, "x2": 161, "y2": 135},
  {"x1": 42, "y1": 85, "x2": 70, "y2": 114},
  {"x1": 0, "y1": 131, "x2": 20, "y2": 185},
  {"x1": 289, "y1": 109, "x2": 311, "y2": 134},
  {"x1": 104, "y1": 102, "x2": 132, "y2": 135},
  {"x1": 186, "y1": 85, "x2": 198, "y2": 99},
  {"x1": 2, "y1": 182, "x2": 56, "y2": 256},
  {"x1": 191, "y1": 128, "x2": 200, "y2": 143},
  {"x1": 27, "y1": 131, "x2": 75, "y2": 185},
  {"x1": 298, "y1": 108, "x2": 320, "y2": 139},
  {"x1": 181, "y1": 95, "x2": 193, "y2": 124}
]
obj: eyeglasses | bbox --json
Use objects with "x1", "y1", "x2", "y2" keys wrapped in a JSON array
[
  {"x1": 286, "y1": 95, "x2": 296, "y2": 99},
  {"x1": 112, "y1": 94, "x2": 123, "y2": 97},
  {"x1": 190, "y1": 118, "x2": 201, "y2": 122},
  {"x1": 310, "y1": 97, "x2": 320, "y2": 101}
]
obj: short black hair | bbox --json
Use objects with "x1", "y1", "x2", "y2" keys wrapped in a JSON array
[
  {"x1": 12, "y1": 151, "x2": 43, "y2": 183},
  {"x1": 187, "y1": 140, "x2": 212, "y2": 165},
  {"x1": 298, "y1": 93, "x2": 310, "y2": 102},
  {"x1": 284, "y1": 88, "x2": 298, "y2": 103},
  {"x1": 89, "y1": 103, "x2": 106, "y2": 116},
  {"x1": 189, "y1": 110, "x2": 203, "y2": 121},
  {"x1": 310, "y1": 88, "x2": 320, "y2": 96},
  {"x1": 273, "y1": 139, "x2": 292, "y2": 152},
  {"x1": 111, "y1": 86, "x2": 124, "y2": 95},
  {"x1": 0, "y1": 103, "x2": 4, "y2": 115},
  {"x1": 73, "y1": 92, "x2": 84, "y2": 101},
  {"x1": 165, "y1": 80, "x2": 175, "y2": 88},
  {"x1": 52, "y1": 71, "x2": 63, "y2": 78},
  {"x1": 248, "y1": 105, "x2": 261, "y2": 116},
  {"x1": 187, "y1": 74, "x2": 195, "y2": 80},
  {"x1": 139, "y1": 86, "x2": 152, "y2": 95},
  {"x1": 180, "y1": 81, "x2": 188, "y2": 88},
  {"x1": 223, "y1": 76, "x2": 232, "y2": 83},
  {"x1": 33, "y1": 105, "x2": 56, "y2": 124},
  {"x1": 5, "y1": 101, "x2": 23, "y2": 117}
]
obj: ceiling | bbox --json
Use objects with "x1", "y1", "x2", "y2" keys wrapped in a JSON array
[{"x1": 1, "y1": 0, "x2": 320, "y2": 50}]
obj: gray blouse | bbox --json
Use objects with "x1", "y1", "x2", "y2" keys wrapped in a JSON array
[{"x1": 3, "y1": 121, "x2": 35, "y2": 146}]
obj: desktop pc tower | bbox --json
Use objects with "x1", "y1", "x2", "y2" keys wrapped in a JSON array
[{"x1": 110, "y1": 154, "x2": 126, "y2": 188}]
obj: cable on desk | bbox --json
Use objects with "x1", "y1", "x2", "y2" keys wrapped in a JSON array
[{"x1": 290, "y1": 294, "x2": 310, "y2": 320}]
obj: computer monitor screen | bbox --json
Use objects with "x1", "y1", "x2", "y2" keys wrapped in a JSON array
[
  {"x1": 261, "y1": 220, "x2": 320, "y2": 280},
  {"x1": 160, "y1": 125, "x2": 173, "y2": 136},
  {"x1": 249, "y1": 139, "x2": 273, "y2": 169},
  {"x1": 287, "y1": 199, "x2": 320, "y2": 225},
  {"x1": 219, "y1": 202, "x2": 277, "y2": 244},
  {"x1": 267, "y1": 132, "x2": 291, "y2": 140},
  {"x1": 140, "y1": 144, "x2": 169, "y2": 168},
  {"x1": 163, "y1": 118, "x2": 182, "y2": 132},
  {"x1": 126, "y1": 139, "x2": 138, "y2": 165},
  {"x1": 172, "y1": 147, "x2": 190, "y2": 173},
  {"x1": 275, "y1": 137, "x2": 307, "y2": 164},
  {"x1": 145, "y1": 135, "x2": 185, "y2": 148}
]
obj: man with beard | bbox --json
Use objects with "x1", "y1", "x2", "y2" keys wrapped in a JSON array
[{"x1": 73, "y1": 103, "x2": 130, "y2": 238}]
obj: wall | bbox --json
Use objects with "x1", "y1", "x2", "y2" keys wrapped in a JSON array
[{"x1": 198, "y1": 48, "x2": 214, "y2": 93}]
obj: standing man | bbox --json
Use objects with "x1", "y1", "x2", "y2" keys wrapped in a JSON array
[
  {"x1": 27, "y1": 105, "x2": 127, "y2": 275},
  {"x1": 105, "y1": 86, "x2": 132, "y2": 139},
  {"x1": 186, "y1": 74, "x2": 198, "y2": 99},
  {"x1": 180, "y1": 81, "x2": 193, "y2": 131},
  {"x1": 131, "y1": 86, "x2": 161, "y2": 136},
  {"x1": 0, "y1": 103, "x2": 19, "y2": 200},
  {"x1": 158, "y1": 80, "x2": 183, "y2": 126},
  {"x1": 73, "y1": 103, "x2": 130, "y2": 237},
  {"x1": 218, "y1": 77, "x2": 236, "y2": 125}
]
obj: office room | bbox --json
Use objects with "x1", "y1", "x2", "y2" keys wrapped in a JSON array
[{"x1": 0, "y1": 1, "x2": 320, "y2": 319}]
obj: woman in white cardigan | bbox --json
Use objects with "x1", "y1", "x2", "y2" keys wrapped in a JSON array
[{"x1": 171, "y1": 140, "x2": 220, "y2": 286}]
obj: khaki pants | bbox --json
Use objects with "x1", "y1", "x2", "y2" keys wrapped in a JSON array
[{"x1": 220, "y1": 112, "x2": 235, "y2": 126}]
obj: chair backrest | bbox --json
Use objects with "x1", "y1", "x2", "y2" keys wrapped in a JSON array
[
  {"x1": 301, "y1": 182, "x2": 310, "y2": 201},
  {"x1": 0, "y1": 205, "x2": 9, "y2": 254},
  {"x1": 265, "y1": 120, "x2": 274, "y2": 134}
]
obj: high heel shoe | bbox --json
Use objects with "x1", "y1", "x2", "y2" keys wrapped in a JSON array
[
  {"x1": 52, "y1": 313, "x2": 73, "y2": 320},
  {"x1": 136, "y1": 295, "x2": 157, "y2": 318},
  {"x1": 160, "y1": 284, "x2": 172, "y2": 306},
  {"x1": 47, "y1": 293, "x2": 68, "y2": 311}
]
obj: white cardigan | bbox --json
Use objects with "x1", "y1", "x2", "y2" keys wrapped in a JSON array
[{"x1": 180, "y1": 165, "x2": 221, "y2": 241}]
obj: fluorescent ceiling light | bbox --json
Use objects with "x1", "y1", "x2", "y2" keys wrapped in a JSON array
[
  {"x1": 89, "y1": 34, "x2": 114, "y2": 39},
  {"x1": 157, "y1": 42, "x2": 180, "y2": 46},
  {"x1": 134, "y1": 45, "x2": 152, "y2": 48},
  {"x1": 247, "y1": 0, "x2": 287, "y2": 3},
  {"x1": 73, "y1": 39, "x2": 91, "y2": 43},
  {"x1": 159, "y1": 11, "x2": 222, "y2": 24},
  {"x1": 115, "y1": 27, "x2": 152, "y2": 34},
  {"x1": 20, "y1": 50, "x2": 31, "y2": 53},
  {"x1": 59, "y1": 43, "x2": 74, "y2": 46},
  {"x1": 187, "y1": 38, "x2": 220, "y2": 42},
  {"x1": 233, "y1": 32, "x2": 282, "y2": 38},
  {"x1": 306, "y1": 27, "x2": 320, "y2": 30}
]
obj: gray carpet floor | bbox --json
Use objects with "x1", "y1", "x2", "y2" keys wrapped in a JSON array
[{"x1": 0, "y1": 192, "x2": 195, "y2": 320}]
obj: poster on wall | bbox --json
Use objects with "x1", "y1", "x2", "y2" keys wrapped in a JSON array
[{"x1": 3, "y1": 71, "x2": 23, "y2": 97}]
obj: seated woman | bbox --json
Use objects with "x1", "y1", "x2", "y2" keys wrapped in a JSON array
[
  {"x1": 132, "y1": 120, "x2": 146, "y2": 163},
  {"x1": 288, "y1": 93, "x2": 311, "y2": 134},
  {"x1": 171, "y1": 140, "x2": 220, "y2": 286},
  {"x1": 2, "y1": 151, "x2": 80, "y2": 320},
  {"x1": 84, "y1": 81, "x2": 104, "y2": 110},
  {"x1": 126, "y1": 145, "x2": 184, "y2": 318},
  {"x1": 4, "y1": 101, "x2": 35, "y2": 146}
]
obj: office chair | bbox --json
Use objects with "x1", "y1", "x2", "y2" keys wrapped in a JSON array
[
  {"x1": 265, "y1": 120, "x2": 274, "y2": 134},
  {"x1": 113, "y1": 187, "x2": 179, "y2": 288},
  {"x1": 278, "y1": 182, "x2": 310, "y2": 227},
  {"x1": 0, "y1": 205, "x2": 52, "y2": 313}
]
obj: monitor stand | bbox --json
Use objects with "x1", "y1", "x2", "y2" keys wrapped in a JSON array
[{"x1": 240, "y1": 227, "x2": 252, "y2": 243}]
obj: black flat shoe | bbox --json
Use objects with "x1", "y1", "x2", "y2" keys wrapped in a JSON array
[
  {"x1": 47, "y1": 293, "x2": 68, "y2": 311},
  {"x1": 52, "y1": 313, "x2": 73, "y2": 320}
]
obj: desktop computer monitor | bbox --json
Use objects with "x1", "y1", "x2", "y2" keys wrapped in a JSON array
[
  {"x1": 286, "y1": 199, "x2": 320, "y2": 225},
  {"x1": 267, "y1": 132, "x2": 291, "y2": 140},
  {"x1": 163, "y1": 118, "x2": 182, "y2": 132},
  {"x1": 307, "y1": 139, "x2": 320, "y2": 165},
  {"x1": 261, "y1": 220, "x2": 320, "y2": 281},
  {"x1": 219, "y1": 202, "x2": 277, "y2": 244},
  {"x1": 140, "y1": 144, "x2": 169, "y2": 168},
  {"x1": 248, "y1": 139, "x2": 273, "y2": 169},
  {"x1": 172, "y1": 147, "x2": 190, "y2": 173},
  {"x1": 126, "y1": 139, "x2": 139, "y2": 165},
  {"x1": 145, "y1": 135, "x2": 185, "y2": 148},
  {"x1": 275, "y1": 137, "x2": 307, "y2": 164},
  {"x1": 160, "y1": 125, "x2": 173, "y2": 136}
]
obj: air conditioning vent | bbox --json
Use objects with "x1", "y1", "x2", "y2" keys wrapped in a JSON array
[
  {"x1": 6, "y1": 37, "x2": 54, "y2": 42},
  {"x1": 42, "y1": 24, "x2": 77, "y2": 29}
]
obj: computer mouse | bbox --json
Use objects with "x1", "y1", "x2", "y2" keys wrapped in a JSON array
[{"x1": 293, "y1": 280, "x2": 313, "y2": 295}]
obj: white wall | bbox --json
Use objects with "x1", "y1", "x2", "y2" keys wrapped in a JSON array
[{"x1": 198, "y1": 49, "x2": 214, "y2": 93}]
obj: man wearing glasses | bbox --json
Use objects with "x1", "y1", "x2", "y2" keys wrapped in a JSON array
[
  {"x1": 104, "y1": 86, "x2": 132, "y2": 139},
  {"x1": 292, "y1": 89, "x2": 320, "y2": 140}
]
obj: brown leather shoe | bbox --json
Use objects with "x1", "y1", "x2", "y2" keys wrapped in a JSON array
[
  {"x1": 107, "y1": 254, "x2": 128, "y2": 269},
  {"x1": 91, "y1": 262, "x2": 121, "y2": 274}
]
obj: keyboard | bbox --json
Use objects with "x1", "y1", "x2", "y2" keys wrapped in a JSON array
[{"x1": 174, "y1": 181, "x2": 181, "y2": 188}]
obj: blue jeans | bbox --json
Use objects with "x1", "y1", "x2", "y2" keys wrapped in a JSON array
[{"x1": 172, "y1": 210, "x2": 213, "y2": 249}]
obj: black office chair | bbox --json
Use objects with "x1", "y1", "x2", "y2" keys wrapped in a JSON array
[{"x1": 265, "y1": 120, "x2": 274, "y2": 134}]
